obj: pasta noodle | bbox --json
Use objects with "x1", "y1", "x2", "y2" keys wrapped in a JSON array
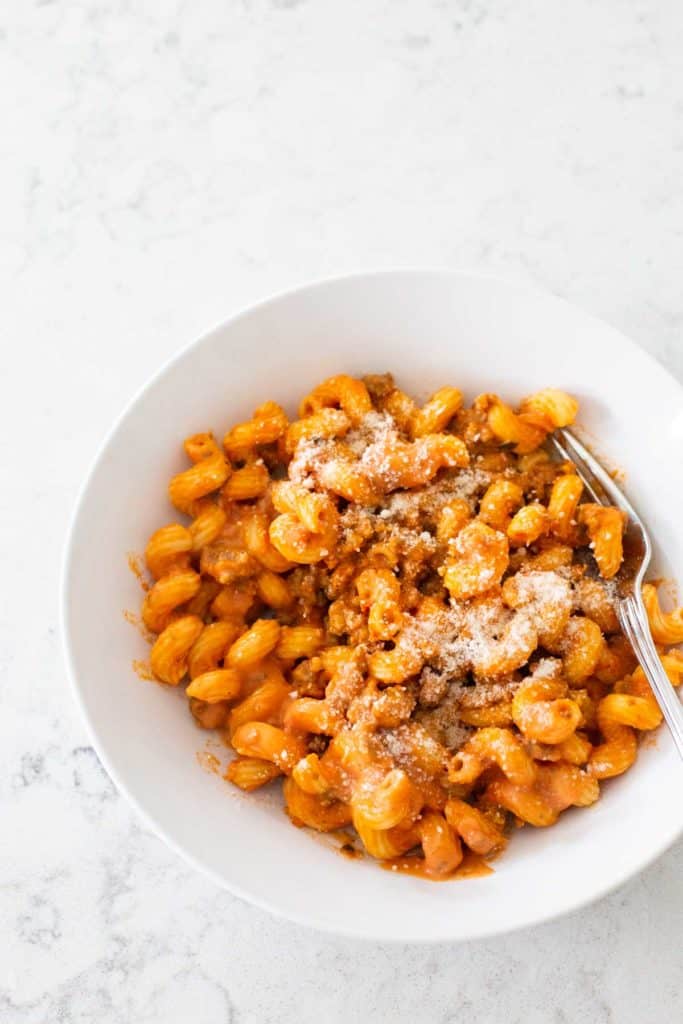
[{"x1": 133, "y1": 372, "x2": 683, "y2": 881}]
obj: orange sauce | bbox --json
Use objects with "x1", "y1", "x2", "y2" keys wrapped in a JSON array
[
  {"x1": 381, "y1": 849, "x2": 493, "y2": 881},
  {"x1": 339, "y1": 842, "x2": 363, "y2": 861},
  {"x1": 123, "y1": 609, "x2": 155, "y2": 644},
  {"x1": 196, "y1": 749, "x2": 222, "y2": 775},
  {"x1": 326, "y1": 829, "x2": 363, "y2": 860},
  {"x1": 127, "y1": 552, "x2": 150, "y2": 591},
  {"x1": 132, "y1": 659, "x2": 155, "y2": 681},
  {"x1": 124, "y1": 555, "x2": 154, "y2": 652}
]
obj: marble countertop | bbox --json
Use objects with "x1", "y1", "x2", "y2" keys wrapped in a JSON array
[{"x1": 2, "y1": 1, "x2": 682, "y2": 1021}]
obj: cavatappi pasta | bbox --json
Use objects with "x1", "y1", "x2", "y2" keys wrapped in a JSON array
[{"x1": 136, "y1": 373, "x2": 683, "y2": 880}]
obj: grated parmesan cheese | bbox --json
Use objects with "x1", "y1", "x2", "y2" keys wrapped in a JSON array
[{"x1": 287, "y1": 407, "x2": 585, "y2": 764}]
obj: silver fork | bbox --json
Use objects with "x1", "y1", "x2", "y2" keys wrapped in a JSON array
[{"x1": 549, "y1": 428, "x2": 683, "y2": 759}]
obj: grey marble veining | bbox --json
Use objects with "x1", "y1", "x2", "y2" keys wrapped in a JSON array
[{"x1": 1, "y1": 1, "x2": 682, "y2": 1021}]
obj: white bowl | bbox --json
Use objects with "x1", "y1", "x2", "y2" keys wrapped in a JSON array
[{"x1": 63, "y1": 270, "x2": 683, "y2": 942}]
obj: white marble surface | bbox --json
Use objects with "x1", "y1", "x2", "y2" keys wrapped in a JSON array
[{"x1": 2, "y1": 1, "x2": 683, "y2": 1020}]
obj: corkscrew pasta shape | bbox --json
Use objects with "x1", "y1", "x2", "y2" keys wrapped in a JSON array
[{"x1": 131, "y1": 372, "x2": 683, "y2": 881}]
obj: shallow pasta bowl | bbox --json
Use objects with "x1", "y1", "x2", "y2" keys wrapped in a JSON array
[{"x1": 62, "y1": 270, "x2": 683, "y2": 942}]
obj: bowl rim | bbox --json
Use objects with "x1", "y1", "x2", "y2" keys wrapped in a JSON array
[{"x1": 61, "y1": 267, "x2": 683, "y2": 942}]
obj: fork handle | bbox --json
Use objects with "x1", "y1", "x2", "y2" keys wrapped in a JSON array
[{"x1": 619, "y1": 595, "x2": 683, "y2": 760}]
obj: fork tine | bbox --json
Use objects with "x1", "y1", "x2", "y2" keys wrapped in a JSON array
[
  {"x1": 548, "y1": 432, "x2": 605, "y2": 504},
  {"x1": 558, "y1": 428, "x2": 640, "y2": 520},
  {"x1": 554, "y1": 435, "x2": 680, "y2": 756},
  {"x1": 554, "y1": 432, "x2": 680, "y2": 756}
]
